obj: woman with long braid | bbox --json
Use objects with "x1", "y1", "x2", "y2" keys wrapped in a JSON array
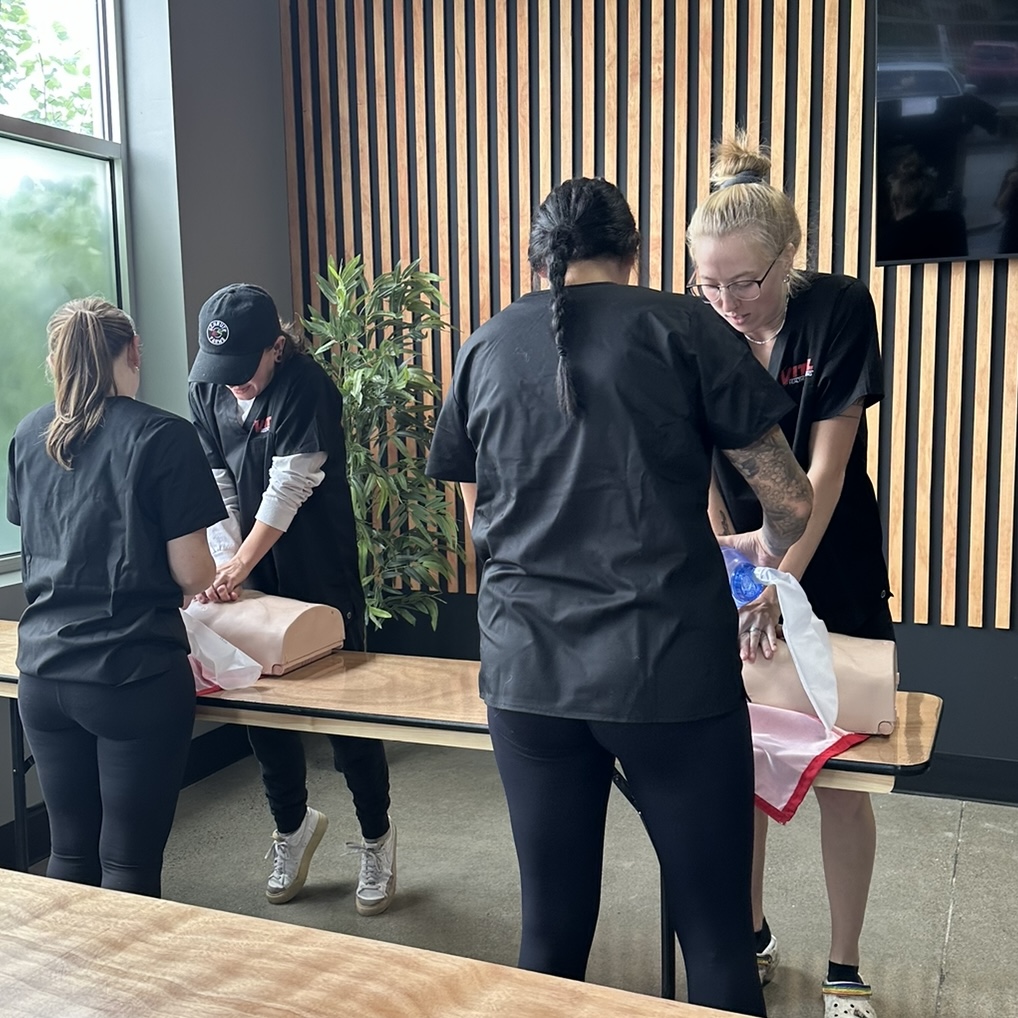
[{"x1": 427, "y1": 177, "x2": 814, "y2": 1016}]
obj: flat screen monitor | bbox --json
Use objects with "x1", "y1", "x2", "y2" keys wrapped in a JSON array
[{"x1": 876, "y1": 3, "x2": 1018, "y2": 265}]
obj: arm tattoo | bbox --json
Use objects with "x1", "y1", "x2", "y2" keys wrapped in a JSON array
[
  {"x1": 721, "y1": 426, "x2": 811, "y2": 555},
  {"x1": 717, "y1": 507, "x2": 732, "y2": 536}
]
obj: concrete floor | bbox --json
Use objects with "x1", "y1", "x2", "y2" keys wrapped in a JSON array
[{"x1": 163, "y1": 737, "x2": 1018, "y2": 1018}]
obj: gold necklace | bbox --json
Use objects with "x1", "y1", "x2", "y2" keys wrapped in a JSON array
[{"x1": 744, "y1": 293, "x2": 789, "y2": 346}]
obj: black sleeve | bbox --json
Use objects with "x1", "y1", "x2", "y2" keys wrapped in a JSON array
[
  {"x1": 689, "y1": 305, "x2": 795, "y2": 450},
  {"x1": 425, "y1": 359, "x2": 476, "y2": 483},
  {"x1": 5, "y1": 436, "x2": 19, "y2": 527},
  {"x1": 270, "y1": 364, "x2": 333, "y2": 458},
  {"x1": 188, "y1": 384, "x2": 229, "y2": 471},
  {"x1": 141, "y1": 417, "x2": 227, "y2": 540},
  {"x1": 813, "y1": 279, "x2": 883, "y2": 420}
]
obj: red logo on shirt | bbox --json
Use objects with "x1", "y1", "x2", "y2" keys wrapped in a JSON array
[
  {"x1": 779, "y1": 359, "x2": 814, "y2": 386},
  {"x1": 251, "y1": 416, "x2": 272, "y2": 434}
]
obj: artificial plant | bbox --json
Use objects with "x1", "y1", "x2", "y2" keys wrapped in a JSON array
[{"x1": 303, "y1": 255, "x2": 463, "y2": 631}]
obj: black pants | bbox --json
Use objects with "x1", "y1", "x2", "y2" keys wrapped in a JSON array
[
  {"x1": 18, "y1": 661, "x2": 195, "y2": 897},
  {"x1": 487, "y1": 703, "x2": 766, "y2": 1018},
  {"x1": 248, "y1": 622, "x2": 390, "y2": 838}
]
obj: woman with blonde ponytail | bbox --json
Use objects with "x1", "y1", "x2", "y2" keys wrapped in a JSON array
[
  {"x1": 428, "y1": 177, "x2": 815, "y2": 1017},
  {"x1": 689, "y1": 135, "x2": 890, "y2": 1018},
  {"x1": 6, "y1": 297, "x2": 225, "y2": 897}
]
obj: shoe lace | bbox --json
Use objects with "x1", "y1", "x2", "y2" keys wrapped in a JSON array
[
  {"x1": 265, "y1": 835, "x2": 291, "y2": 880},
  {"x1": 345, "y1": 840, "x2": 387, "y2": 889}
]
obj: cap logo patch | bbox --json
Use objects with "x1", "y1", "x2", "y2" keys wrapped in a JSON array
[{"x1": 206, "y1": 320, "x2": 229, "y2": 345}]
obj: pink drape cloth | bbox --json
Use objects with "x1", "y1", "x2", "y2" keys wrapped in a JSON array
[{"x1": 749, "y1": 703, "x2": 869, "y2": 823}]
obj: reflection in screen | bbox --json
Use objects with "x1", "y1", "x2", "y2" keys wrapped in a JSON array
[{"x1": 876, "y1": 2, "x2": 1018, "y2": 265}]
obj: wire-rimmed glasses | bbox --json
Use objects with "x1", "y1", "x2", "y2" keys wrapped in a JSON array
[{"x1": 688, "y1": 253, "x2": 780, "y2": 304}]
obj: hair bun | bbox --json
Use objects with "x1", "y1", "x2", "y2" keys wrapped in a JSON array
[{"x1": 709, "y1": 133, "x2": 772, "y2": 189}]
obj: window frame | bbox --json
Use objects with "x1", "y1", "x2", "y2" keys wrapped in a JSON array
[{"x1": 0, "y1": 0, "x2": 129, "y2": 574}]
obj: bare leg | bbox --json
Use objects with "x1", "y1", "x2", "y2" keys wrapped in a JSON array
[
  {"x1": 814, "y1": 787, "x2": 876, "y2": 967},
  {"x1": 751, "y1": 808, "x2": 769, "y2": 931}
]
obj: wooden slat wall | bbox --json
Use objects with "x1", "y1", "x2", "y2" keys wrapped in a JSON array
[{"x1": 281, "y1": 0, "x2": 1018, "y2": 631}]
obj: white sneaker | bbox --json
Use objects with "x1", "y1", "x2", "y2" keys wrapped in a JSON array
[
  {"x1": 265, "y1": 807, "x2": 328, "y2": 904},
  {"x1": 348, "y1": 820, "x2": 397, "y2": 916},
  {"x1": 757, "y1": 934, "x2": 779, "y2": 985}
]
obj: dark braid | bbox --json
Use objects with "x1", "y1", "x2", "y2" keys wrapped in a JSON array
[{"x1": 528, "y1": 178, "x2": 640, "y2": 422}]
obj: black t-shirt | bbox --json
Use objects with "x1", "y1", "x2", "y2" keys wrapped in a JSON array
[
  {"x1": 712, "y1": 273, "x2": 890, "y2": 635},
  {"x1": 426, "y1": 283, "x2": 793, "y2": 723},
  {"x1": 189, "y1": 353, "x2": 363, "y2": 625},
  {"x1": 6, "y1": 398, "x2": 226, "y2": 683}
]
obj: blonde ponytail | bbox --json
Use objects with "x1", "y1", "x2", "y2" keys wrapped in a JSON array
[
  {"x1": 45, "y1": 298, "x2": 135, "y2": 469},
  {"x1": 688, "y1": 132, "x2": 808, "y2": 295}
]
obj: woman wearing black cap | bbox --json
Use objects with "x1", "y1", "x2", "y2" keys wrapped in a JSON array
[
  {"x1": 188, "y1": 283, "x2": 396, "y2": 916},
  {"x1": 426, "y1": 178, "x2": 814, "y2": 1017}
]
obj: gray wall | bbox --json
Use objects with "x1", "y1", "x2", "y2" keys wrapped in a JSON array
[{"x1": 0, "y1": 0, "x2": 292, "y2": 827}]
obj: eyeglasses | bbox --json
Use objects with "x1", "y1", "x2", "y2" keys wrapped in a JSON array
[{"x1": 688, "y1": 254, "x2": 780, "y2": 304}]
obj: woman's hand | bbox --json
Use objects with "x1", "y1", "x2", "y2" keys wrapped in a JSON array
[
  {"x1": 194, "y1": 555, "x2": 251, "y2": 604},
  {"x1": 736, "y1": 586, "x2": 781, "y2": 663},
  {"x1": 717, "y1": 529, "x2": 784, "y2": 569}
]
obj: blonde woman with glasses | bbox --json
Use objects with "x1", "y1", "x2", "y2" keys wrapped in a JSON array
[{"x1": 688, "y1": 136, "x2": 891, "y2": 1018}]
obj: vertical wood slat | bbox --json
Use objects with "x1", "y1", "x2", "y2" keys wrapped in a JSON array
[
  {"x1": 279, "y1": 0, "x2": 304, "y2": 318},
  {"x1": 646, "y1": 0, "x2": 664, "y2": 289},
  {"x1": 968, "y1": 262, "x2": 995, "y2": 627},
  {"x1": 560, "y1": 0, "x2": 573, "y2": 181},
  {"x1": 452, "y1": 0, "x2": 473, "y2": 592},
  {"x1": 997, "y1": 264, "x2": 1018, "y2": 628},
  {"x1": 494, "y1": 2, "x2": 512, "y2": 311},
  {"x1": 284, "y1": 1, "x2": 1017, "y2": 630},
  {"x1": 315, "y1": 3, "x2": 337, "y2": 267},
  {"x1": 372, "y1": 0, "x2": 393, "y2": 270},
  {"x1": 517, "y1": 0, "x2": 533, "y2": 287},
  {"x1": 390, "y1": 2, "x2": 411, "y2": 265},
  {"x1": 696, "y1": 1, "x2": 712, "y2": 203},
  {"x1": 336, "y1": 2, "x2": 356, "y2": 260},
  {"x1": 745, "y1": 0, "x2": 762, "y2": 150},
  {"x1": 769, "y1": 0, "x2": 787, "y2": 192},
  {"x1": 842, "y1": 0, "x2": 865, "y2": 279},
  {"x1": 671, "y1": 0, "x2": 688, "y2": 293},
  {"x1": 940, "y1": 262, "x2": 967, "y2": 626},
  {"x1": 351, "y1": 0, "x2": 374, "y2": 282},
  {"x1": 722, "y1": 0, "x2": 737, "y2": 140},
  {"x1": 538, "y1": 0, "x2": 552, "y2": 214},
  {"x1": 816, "y1": 0, "x2": 838, "y2": 272},
  {"x1": 603, "y1": 0, "x2": 618, "y2": 187},
  {"x1": 887, "y1": 266, "x2": 911, "y2": 624},
  {"x1": 626, "y1": 0, "x2": 641, "y2": 219},
  {"x1": 473, "y1": 0, "x2": 491, "y2": 326},
  {"x1": 866, "y1": 266, "x2": 884, "y2": 491},
  {"x1": 298, "y1": 1, "x2": 320, "y2": 296},
  {"x1": 581, "y1": 0, "x2": 596, "y2": 177},
  {"x1": 913, "y1": 265, "x2": 939, "y2": 624},
  {"x1": 792, "y1": 0, "x2": 812, "y2": 271}
]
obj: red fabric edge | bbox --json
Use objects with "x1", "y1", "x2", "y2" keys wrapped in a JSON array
[{"x1": 756, "y1": 731, "x2": 870, "y2": 824}]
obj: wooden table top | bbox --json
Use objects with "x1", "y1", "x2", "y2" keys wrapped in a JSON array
[
  {"x1": 0, "y1": 869, "x2": 737, "y2": 1018},
  {"x1": 0, "y1": 619, "x2": 942, "y2": 781}
]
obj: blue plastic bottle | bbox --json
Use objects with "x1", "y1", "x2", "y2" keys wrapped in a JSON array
[{"x1": 721, "y1": 546, "x2": 766, "y2": 607}]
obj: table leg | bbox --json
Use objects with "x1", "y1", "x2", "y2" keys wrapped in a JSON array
[
  {"x1": 9, "y1": 698, "x2": 32, "y2": 871},
  {"x1": 611, "y1": 767, "x2": 676, "y2": 999}
]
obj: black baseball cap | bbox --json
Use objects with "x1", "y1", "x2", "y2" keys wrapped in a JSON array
[{"x1": 189, "y1": 283, "x2": 282, "y2": 385}]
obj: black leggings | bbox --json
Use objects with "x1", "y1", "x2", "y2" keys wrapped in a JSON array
[
  {"x1": 488, "y1": 703, "x2": 766, "y2": 1018},
  {"x1": 248, "y1": 727, "x2": 391, "y2": 839},
  {"x1": 18, "y1": 662, "x2": 195, "y2": 897}
]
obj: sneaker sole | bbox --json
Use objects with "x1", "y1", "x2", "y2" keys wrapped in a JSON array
[
  {"x1": 355, "y1": 870, "x2": 396, "y2": 916},
  {"x1": 266, "y1": 813, "x2": 329, "y2": 905}
]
